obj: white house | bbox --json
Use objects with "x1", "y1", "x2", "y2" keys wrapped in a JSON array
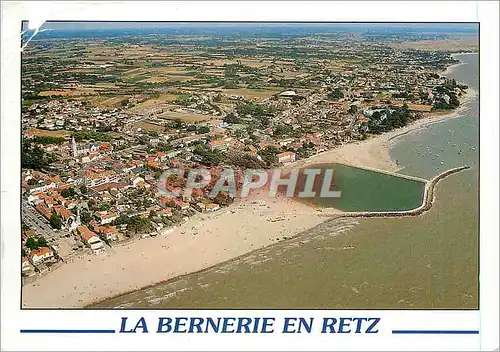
[
  {"x1": 82, "y1": 231, "x2": 105, "y2": 253},
  {"x1": 205, "y1": 203, "x2": 221, "y2": 212},
  {"x1": 28, "y1": 182, "x2": 57, "y2": 194},
  {"x1": 95, "y1": 225, "x2": 119, "y2": 242},
  {"x1": 30, "y1": 247, "x2": 54, "y2": 265},
  {"x1": 132, "y1": 176, "x2": 145, "y2": 188},
  {"x1": 95, "y1": 211, "x2": 118, "y2": 225},
  {"x1": 77, "y1": 225, "x2": 105, "y2": 254},
  {"x1": 22, "y1": 257, "x2": 34, "y2": 275},
  {"x1": 275, "y1": 151, "x2": 296, "y2": 164}
]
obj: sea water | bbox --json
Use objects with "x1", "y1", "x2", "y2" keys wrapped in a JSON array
[{"x1": 93, "y1": 54, "x2": 478, "y2": 309}]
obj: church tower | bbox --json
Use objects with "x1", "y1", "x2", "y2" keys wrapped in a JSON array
[
  {"x1": 71, "y1": 136, "x2": 78, "y2": 157},
  {"x1": 69, "y1": 205, "x2": 81, "y2": 232}
]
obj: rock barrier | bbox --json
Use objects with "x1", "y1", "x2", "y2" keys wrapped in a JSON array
[{"x1": 321, "y1": 165, "x2": 470, "y2": 219}]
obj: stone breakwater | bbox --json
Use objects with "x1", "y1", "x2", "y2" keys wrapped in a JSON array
[
  {"x1": 84, "y1": 167, "x2": 469, "y2": 308},
  {"x1": 320, "y1": 165, "x2": 470, "y2": 218},
  {"x1": 334, "y1": 162, "x2": 429, "y2": 183}
]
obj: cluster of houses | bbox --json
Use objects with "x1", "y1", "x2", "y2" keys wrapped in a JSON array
[
  {"x1": 22, "y1": 100, "x2": 130, "y2": 132},
  {"x1": 21, "y1": 38, "x2": 466, "y2": 281},
  {"x1": 22, "y1": 245, "x2": 55, "y2": 277},
  {"x1": 21, "y1": 137, "x2": 240, "y2": 274}
]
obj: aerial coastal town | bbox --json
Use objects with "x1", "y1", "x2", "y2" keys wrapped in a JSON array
[{"x1": 21, "y1": 25, "x2": 474, "y2": 282}]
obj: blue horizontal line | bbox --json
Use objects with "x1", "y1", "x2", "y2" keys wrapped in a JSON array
[
  {"x1": 392, "y1": 330, "x2": 479, "y2": 335},
  {"x1": 20, "y1": 329, "x2": 116, "y2": 334}
]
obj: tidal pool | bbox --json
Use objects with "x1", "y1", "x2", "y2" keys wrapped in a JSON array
[{"x1": 297, "y1": 163, "x2": 426, "y2": 212}]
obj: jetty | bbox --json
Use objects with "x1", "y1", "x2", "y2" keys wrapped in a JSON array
[{"x1": 334, "y1": 162, "x2": 429, "y2": 183}]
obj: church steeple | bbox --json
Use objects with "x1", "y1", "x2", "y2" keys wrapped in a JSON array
[
  {"x1": 71, "y1": 136, "x2": 77, "y2": 157},
  {"x1": 76, "y1": 206, "x2": 81, "y2": 225}
]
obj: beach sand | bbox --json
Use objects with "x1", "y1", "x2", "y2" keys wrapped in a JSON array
[
  {"x1": 441, "y1": 52, "x2": 477, "y2": 76},
  {"x1": 22, "y1": 193, "x2": 324, "y2": 308},
  {"x1": 21, "y1": 88, "x2": 477, "y2": 308}
]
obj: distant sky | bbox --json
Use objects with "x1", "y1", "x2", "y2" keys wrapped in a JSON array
[{"x1": 22, "y1": 21, "x2": 479, "y2": 32}]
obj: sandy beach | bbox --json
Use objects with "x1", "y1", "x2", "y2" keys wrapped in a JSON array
[
  {"x1": 21, "y1": 85, "x2": 477, "y2": 308},
  {"x1": 441, "y1": 52, "x2": 477, "y2": 76},
  {"x1": 442, "y1": 60, "x2": 466, "y2": 76},
  {"x1": 22, "y1": 192, "x2": 325, "y2": 308}
]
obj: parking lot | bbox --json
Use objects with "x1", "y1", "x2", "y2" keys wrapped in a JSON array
[{"x1": 21, "y1": 199, "x2": 67, "y2": 242}]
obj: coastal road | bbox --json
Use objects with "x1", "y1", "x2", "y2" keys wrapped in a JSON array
[{"x1": 21, "y1": 199, "x2": 62, "y2": 241}]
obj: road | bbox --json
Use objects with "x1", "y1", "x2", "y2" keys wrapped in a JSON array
[
  {"x1": 21, "y1": 199, "x2": 64, "y2": 241},
  {"x1": 113, "y1": 144, "x2": 147, "y2": 156}
]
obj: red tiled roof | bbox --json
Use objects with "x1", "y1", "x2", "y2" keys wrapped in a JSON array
[
  {"x1": 53, "y1": 205, "x2": 72, "y2": 219},
  {"x1": 57, "y1": 183, "x2": 72, "y2": 190},
  {"x1": 96, "y1": 212, "x2": 117, "y2": 220},
  {"x1": 77, "y1": 225, "x2": 90, "y2": 235},
  {"x1": 95, "y1": 225, "x2": 117, "y2": 234},
  {"x1": 208, "y1": 139, "x2": 227, "y2": 147},
  {"x1": 80, "y1": 230, "x2": 98, "y2": 242},
  {"x1": 99, "y1": 142, "x2": 112, "y2": 152},
  {"x1": 36, "y1": 204, "x2": 52, "y2": 219},
  {"x1": 91, "y1": 182, "x2": 127, "y2": 192},
  {"x1": 47, "y1": 176, "x2": 61, "y2": 184},
  {"x1": 192, "y1": 188, "x2": 204, "y2": 197},
  {"x1": 31, "y1": 247, "x2": 52, "y2": 257},
  {"x1": 276, "y1": 151, "x2": 295, "y2": 158}
]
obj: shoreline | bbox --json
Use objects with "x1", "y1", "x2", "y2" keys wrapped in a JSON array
[
  {"x1": 22, "y1": 68, "x2": 478, "y2": 309},
  {"x1": 295, "y1": 87, "x2": 476, "y2": 174},
  {"x1": 442, "y1": 62, "x2": 466, "y2": 76},
  {"x1": 23, "y1": 193, "x2": 325, "y2": 308},
  {"x1": 442, "y1": 52, "x2": 477, "y2": 76},
  {"x1": 91, "y1": 168, "x2": 471, "y2": 308}
]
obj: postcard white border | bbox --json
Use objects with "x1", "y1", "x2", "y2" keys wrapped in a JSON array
[{"x1": 1, "y1": 1, "x2": 498, "y2": 351}]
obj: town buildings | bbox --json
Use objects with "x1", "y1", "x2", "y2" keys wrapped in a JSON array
[{"x1": 20, "y1": 27, "x2": 469, "y2": 280}]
